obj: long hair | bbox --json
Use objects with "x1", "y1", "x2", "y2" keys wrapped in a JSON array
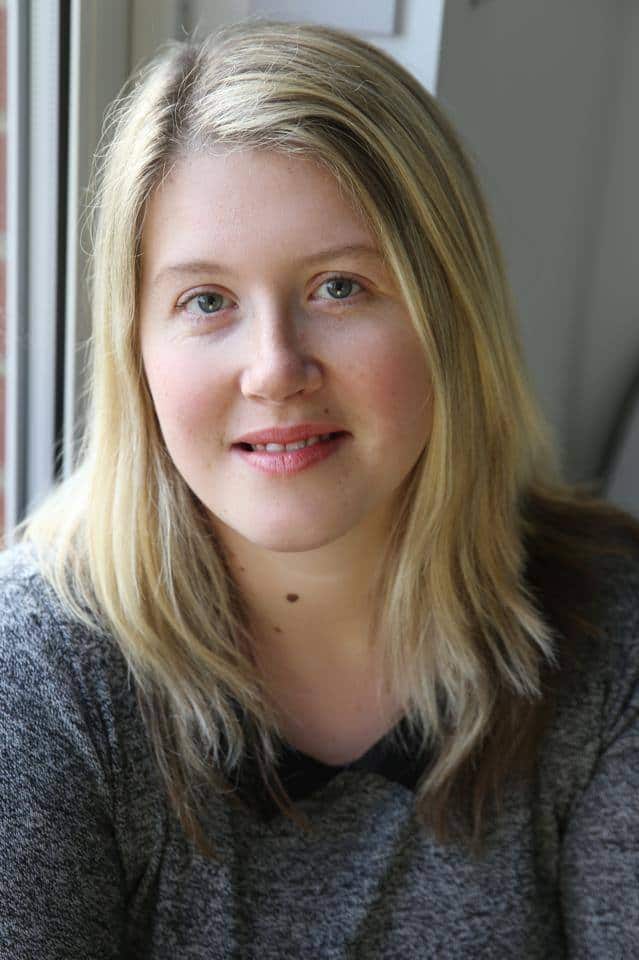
[{"x1": 19, "y1": 18, "x2": 639, "y2": 859}]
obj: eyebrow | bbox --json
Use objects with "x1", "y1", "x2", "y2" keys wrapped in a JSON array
[{"x1": 150, "y1": 243, "x2": 383, "y2": 286}]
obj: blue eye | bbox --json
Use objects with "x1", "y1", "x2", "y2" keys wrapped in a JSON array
[
  {"x1": 316, "y1": 276, "x2": 363, "y2": 301},
  {"x1": 181, "y1": 291, "x2": 231, "y2": 316},
  {"x1": 177, "y1": 275, "x2": 364, "y2": 321}
]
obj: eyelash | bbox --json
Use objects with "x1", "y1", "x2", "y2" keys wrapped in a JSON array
[{"x1": 176, "y1": 274, "x2": 366, "y2": 321}]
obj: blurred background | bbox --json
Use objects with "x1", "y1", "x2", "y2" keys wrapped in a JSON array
[{"x1": 2, "y1": 0, "x2": 638, "y2": 544}]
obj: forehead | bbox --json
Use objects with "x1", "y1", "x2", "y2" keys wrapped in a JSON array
[{"x1": 140, "y1": 148, "x2": 378, "y2": 273}]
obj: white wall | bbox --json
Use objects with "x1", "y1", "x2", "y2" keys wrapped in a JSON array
[
  {"x1": 187, "y1": 0, "x2": 445, "y2": 93},
  {"x1": 577, "y1": 0, "x2": 639, "y2": 485},
  {"x1": 437, "y1": 0, "x2": 639, "y2": 485},
  {"x1": 361, "y1": 0, "x2": 445, "y2": 96}
]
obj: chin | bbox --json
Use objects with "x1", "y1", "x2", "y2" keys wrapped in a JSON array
[
  {"x1": 212, "y1": 508, "x2": 354, "y2": 553},
  {"x1": 240, "y1": 525, "x2": 347, "y2": 553}
]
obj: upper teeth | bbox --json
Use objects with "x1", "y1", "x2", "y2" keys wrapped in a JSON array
[{"x1": 250, "y1": 433, "x2": 334, "y2": 452}]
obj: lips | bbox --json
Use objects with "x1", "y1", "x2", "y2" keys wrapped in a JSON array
[
  {"x1": 232, "y1": 422, "x2": 348, "y2": 447},
  {"x1": 233, "y1": 430, "x2": 348, "y2": 475}
]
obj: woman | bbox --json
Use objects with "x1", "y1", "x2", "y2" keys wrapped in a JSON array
[{"x1": 1, "y1": 18, "x2": 638, "y2": 959}]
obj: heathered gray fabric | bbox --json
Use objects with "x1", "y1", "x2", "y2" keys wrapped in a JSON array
[{"x1": 1, "y1": 540, "x2": 638, "y2": 959}]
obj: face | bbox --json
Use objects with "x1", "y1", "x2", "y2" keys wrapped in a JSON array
[{"x1": 139, "y1": 149, "x2": 432, "y2": 554}]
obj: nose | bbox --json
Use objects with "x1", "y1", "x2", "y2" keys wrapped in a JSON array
[{"x1": 239, "y1": 302, "x2": 323, "y2": 404}]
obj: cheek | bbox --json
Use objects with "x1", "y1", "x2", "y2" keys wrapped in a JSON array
[
  {"x1": 143, "y1": 342, "x2": 226, "y2": 449},
  {"x1": 344, "y1": 330, "x2": 431, "y2": 436}
]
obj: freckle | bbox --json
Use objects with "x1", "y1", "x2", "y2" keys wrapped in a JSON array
[
  {"x1": 286, "y1": 593, "x2": 299, "y2": 603},
  {"x1": 239, "y1": 566, "x2": 245, "y2": 572},
  {"x1": 274, "y1": 626, "x2": 282, "y2": 633},
  {"x1": 323, "y1": 408, "x2": 329, "y2": 415}
]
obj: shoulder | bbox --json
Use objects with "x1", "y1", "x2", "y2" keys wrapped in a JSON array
[
  {"x1": 527, "y1": 511, "x2": 639, "y2": 718},
  {"x1": 554, "y1": 547, "x2": 639, "y2": 954},
  {"x1": 584, "y1": 547, "x2": 639, "y2": 740},
  {"x1": 591, "y1": 539, "x2": 639, "y2": 621},
  {"x1": 0, "y1": 541, "x2": 167, "y2": 862},
  {"x1": 539, "y1": 546, "x2": 639, "y2": 807},
  {"x1": 0, "y1": 540, "x2": 120, "y2": 659},
  {"x1": 0, "y1": 544, "x2": 140, "y2": 776},
  {"x1": 0, "y1": 539, "x2": 56, "y2": 621},
  {"x1": 560, "y1": 544, "x2": 639, "y2": 685},
  {"x1": 0, "y1": 543, "x2": 168, "y2": 922}
]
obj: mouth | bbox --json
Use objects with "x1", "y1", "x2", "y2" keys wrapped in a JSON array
[
  {"x1": 233, "y1": 431, "x2": 347, "y2": 453},
  {"x1": 231, "y1": 431, "x2": 349, "y2": 476}
]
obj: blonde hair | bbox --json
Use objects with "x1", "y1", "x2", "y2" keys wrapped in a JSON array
[{"x1": 19, "y1": 18, "x2": 639, "y2": 858}]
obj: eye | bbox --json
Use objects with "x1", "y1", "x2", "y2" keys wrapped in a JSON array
[
  {"x1": 314, "y1": 275, "x2": 364, "y2": 303},
  {"x1": 177, "y1": 290, "x2": 233, "y2": 318}
]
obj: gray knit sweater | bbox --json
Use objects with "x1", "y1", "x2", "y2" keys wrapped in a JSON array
[{"x1": 1, "y1": 541, "x2": 638, "y2": 959}]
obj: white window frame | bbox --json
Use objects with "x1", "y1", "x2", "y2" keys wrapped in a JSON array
[
  {"x1": 5, "y1": 0, "x2": 131, "y2": 539},
  {"x1": 7, "y1": 0, "x2": 67, "y2": 537}
]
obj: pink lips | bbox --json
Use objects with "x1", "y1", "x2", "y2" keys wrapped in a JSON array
[
  {"x1": 233, "y1": 422, "x2": 347, "y2": 447},
  {"x1": 232, "y1": 432, "x2": 348, "y2": 475}
]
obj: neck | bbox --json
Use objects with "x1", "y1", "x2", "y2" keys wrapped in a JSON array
[{"x1": 211, "y1": 504, "x2": 394, "y2": 683}]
